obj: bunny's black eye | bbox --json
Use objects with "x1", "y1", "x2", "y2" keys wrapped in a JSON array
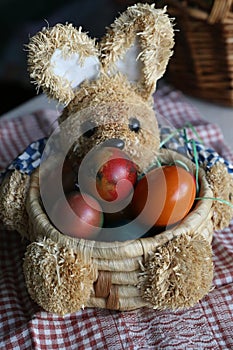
[
  {"x1": 81, "y1": 120, "x2": 97, "y2": 138},
  {"x1": 129, "y1": 117, "x2": 140, "y2": 133}
]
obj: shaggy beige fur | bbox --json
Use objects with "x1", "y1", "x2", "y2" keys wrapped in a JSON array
[
  {"x1": 27, "y1": 23, "x2": 99, "y2": 105},
  {"x1": 59, "y1": 74, "x2": 160, "y2": 173},
  {"x1": 138, "y1": 233, "x2": 213, "y2": 309},
  {"x1": 27, "y1": 5, "x2": 174, "y2": 105},
  {"x1": 23, "y1": 237, "x2": 97, "y2": 315},
  {"x1": 100, "y1": 5, "x2": 175, "y2": 99},
  {"x1": 0, "y1": 171, "x2": 30, "y2": 238},
  {"x1": 206, "y1": 162, "x2": 233, "y2": 230},
  {"x1": 0, "y1": 3, "x2": 232, "y2": 316}
]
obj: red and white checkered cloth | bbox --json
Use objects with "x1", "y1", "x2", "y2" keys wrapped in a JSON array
[{"x1": 1, "y1": 86, "x2": 233, "y2": 349}]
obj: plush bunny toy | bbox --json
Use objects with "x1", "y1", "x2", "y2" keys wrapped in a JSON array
[
  {"x1": 26, "y1": 3, "x2": 175, "y2": 173},
  {"x1": 0, "y1": 3, "x2": 233, "y2": 315}
]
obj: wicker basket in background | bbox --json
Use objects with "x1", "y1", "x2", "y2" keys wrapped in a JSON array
[{"x1": 162, "y1": 0, "x2": 233, "y2": 106}]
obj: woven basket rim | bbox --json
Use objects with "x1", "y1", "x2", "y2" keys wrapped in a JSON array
[
  {"x1": 26, "y1": 149, "x2": 213, "y2": 258},
  {"x1": 166, "y1": 0, "x2": 233, "y2": 23}
]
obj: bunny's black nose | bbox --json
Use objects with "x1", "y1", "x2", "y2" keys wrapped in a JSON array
[{"x1": 103, "y1": 138, "x2": 125, "y2": 150}]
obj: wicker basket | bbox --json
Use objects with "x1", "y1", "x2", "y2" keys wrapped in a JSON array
[
  {"x1": 163, "y1": 0, "x2": 233, "y2": 106},
  {"x1": 23, "y1": 149, "x2": 214, "y2": 314}
]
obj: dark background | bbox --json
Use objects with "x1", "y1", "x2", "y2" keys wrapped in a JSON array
[{"x1": 0, "y1": 0, "x2": 150, "y2": 114}]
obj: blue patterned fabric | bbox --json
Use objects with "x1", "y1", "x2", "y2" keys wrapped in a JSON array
[
  {"x1": 0, "y1": 138, "x2": 47, "y2": 182},
  {"x1": 160, "y1": 126, "x2": 233, "y2": 174},
  {"x1": 1, "y1": 126, "x2": 233, "y2": 184}
]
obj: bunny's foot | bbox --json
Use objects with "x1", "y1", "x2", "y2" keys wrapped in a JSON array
[
  {"x1": 23, "y1": 237, "x2": 97, "y2": 315},
  {"x1": 138, "y1": 233, "x2": 213, "y2": 310}
]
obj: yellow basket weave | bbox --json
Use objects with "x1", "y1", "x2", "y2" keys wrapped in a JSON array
[
  {"x1": 163, "y1": 0, "x2": 233, "y2": 106},
  {"x1": 23, "y1": 149, "x2": 214, "y2": 314}
]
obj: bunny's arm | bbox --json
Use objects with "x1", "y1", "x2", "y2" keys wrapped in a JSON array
[
  {"x1": 0, "y1": 171, "x2": 30, "y2": 238},
  {"x1": 206, "y1": 162, "x2": 233, "y2": 230}
]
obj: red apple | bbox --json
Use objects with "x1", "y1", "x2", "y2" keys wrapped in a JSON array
[
  {"x1": 50, "y1": 192, "x2": 103, "y2": 239},
  {"x1": 79, "y1": 147, "x2": 138, "y2": 203}
]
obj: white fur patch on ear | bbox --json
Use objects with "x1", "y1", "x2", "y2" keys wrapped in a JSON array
[
  {"x1": 114, "y1": 39, "x2": 143, "y2": 83},
  {"x1": 51, "y1": 49, "x2": 100, "y2": 89},
  {"x1": 100, "y1": 4, "x2": 174, "y2": 100},
  {"x1": 27, "y1": 23, "x2": 100, "y2": 105}
]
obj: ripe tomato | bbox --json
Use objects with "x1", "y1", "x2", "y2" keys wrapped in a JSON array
[
  {"x1": 131, "y1": 165, "x2": 196, "y2": 227},
  {"x1": 50, "y1": 192, "x2": 103, "y2": 239}
]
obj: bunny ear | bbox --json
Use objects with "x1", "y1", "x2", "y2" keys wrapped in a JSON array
[
  {"x1": 27, "y1": 24, "x2": 100, "y2": 105},
  {"x1": 99, "y1": 4, "x2": 174, "y2": 99}
]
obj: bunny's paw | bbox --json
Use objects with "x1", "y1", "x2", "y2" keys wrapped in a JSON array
[
  {"x1": 23, "y1": 237, "x2": 97, "y2": 315},
  {"x1": 0, "y1": 170, "x2": 30, "y2": 237},
  {"x1": 138, "y1": 233, "x2": 213, "y2": 309}
]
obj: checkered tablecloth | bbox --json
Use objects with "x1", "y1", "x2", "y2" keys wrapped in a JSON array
[{"x1": 1, "y1": 86, "x2": 233, "y2": 349}]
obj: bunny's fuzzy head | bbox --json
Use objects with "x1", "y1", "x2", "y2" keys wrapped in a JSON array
[{"x1": 27, "y1": 3, "x2": 174, "y2": 172}]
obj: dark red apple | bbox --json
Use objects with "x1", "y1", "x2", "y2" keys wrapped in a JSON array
[
  {"x1": 50, "y1": 192, "x2": 103, "y2": 239},
  {"x1": 40, "y1": 158, "x2": 77, "y2": 215},
  {"x1": 62, "y1": 158, "x2": 77, "y2": 193}
]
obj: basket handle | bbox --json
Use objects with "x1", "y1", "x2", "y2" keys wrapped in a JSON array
[{"x1": 208, "y1": 0, "x2": 233, "y2": 23}]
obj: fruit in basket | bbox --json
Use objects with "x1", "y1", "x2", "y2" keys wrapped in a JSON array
[
  {"x1": 131, "y1": 165, "x2": 196, "y2": 227},
  {"x1": 43, "y1": 158, "x2": 76, "y2": 193},
  {"x1": 79, "y1": 147, "x2": 138, "y2": 203},
  {"x1": 40, "y1": 158, "x2": 77, "y2": 214},
  {"x1": 96, "y1": 149, "x2": 138, "y2": 202},
  {"x1": 51, "y1": 192, "x2": 103, "y2": 239},
  {"x1": 2, "y1": 1, "x2": 229, "y2": 317},
  {"x1": 103, "y1": 204, "x2": 131, "y2": 227}
]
